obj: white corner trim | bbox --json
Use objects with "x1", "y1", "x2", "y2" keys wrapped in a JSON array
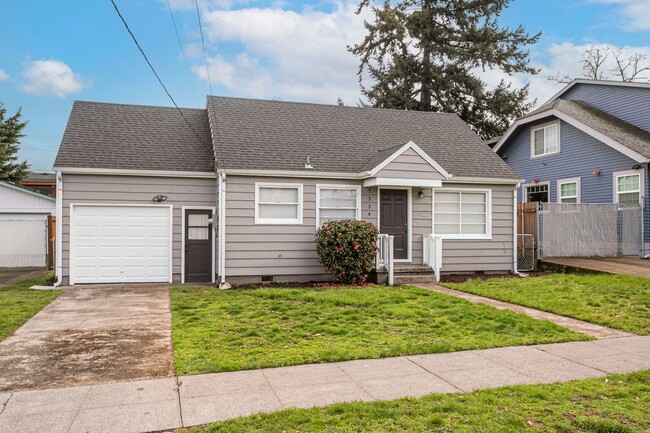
[
  {"x1": 363, "y1": 178, "x2": 443, "y2": 188},
  {"x1": 254, "y1": 182, "x2": 304, "y2": 225},
  {"x1": 367, "y1": 141, "x2": 450, "y2": 179},
  {"x1": 556, "y1": 177, "x2": 581, "y2": 203},
  {"x1": 181, "y1": 206, "x2": 217, "y2": 284},
  {"x1": 377, "y1": 186, "x2": 413, "y2": 263},
  {"x1": 315, "y1": 184, "x2": 362, "y2": 228},
  {"x1": 494, "y1": 109, "x2": 648, "y2": 163},
  {"x1": 54, "y1": 167, "x2": 218, "y2": 178},
  {"x1": 432, "y1": 187, "x2": 493, "y2": 240}
]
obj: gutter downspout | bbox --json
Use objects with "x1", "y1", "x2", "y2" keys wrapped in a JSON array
[
  {"x1": 53, "y1": 171, "x2": 63, "y2": 287},
  {"x1": 218, "y1": 172, "x2": 229, "y2": 288},
  {"x1": 512, "y1": 185, "x2": 520, "y2": 275}
]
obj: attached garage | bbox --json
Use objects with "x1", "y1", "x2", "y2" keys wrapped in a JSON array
[{"x1": 70, "y1": 204, "x2": 172, "y2": 284}]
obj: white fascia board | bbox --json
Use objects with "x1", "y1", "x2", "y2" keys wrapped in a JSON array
[
  {"x1": 493, "y1": 109, "x2": 648, "y2": 163},
  {"x1": 444, "y1": 176, "x2": 522, "y2": 185},
  {"x1": 219, "y1": 168, "x2": 360, "y2": 179},
  {"x1": 363, "y1": 178, "x2": 442, "y2": 188},
  {"x1": 0, "y1": 181, "x2": 56, "y2": 201},
  {"x1": 54, "y1": 167, "x2": 218, "y2": 178},
  {"x1": 367, "y1": 141, "x2": 450, "y2": 179}
]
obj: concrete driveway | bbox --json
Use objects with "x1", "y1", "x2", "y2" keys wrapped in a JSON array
[{"x1": 0, "y1": 285, "x2": 173, "y2": 392}]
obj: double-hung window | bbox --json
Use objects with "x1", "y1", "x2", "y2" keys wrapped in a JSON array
[
  {"x1": 557, "y1": 178, "x2": 580, "y2": 204},
  {"x1": 531, "y1": 121, "x2": 560, "y2": 157},
  {"x1": 316, "y1": 185, "x2": 361, "y2": 227},
  {"x1": 434, "y1": 190, "x2": 492, "y2": 239},
  {"x1": 255, "y1": 183, "x2": 303, "y2": 224},
  {"x1": 615, "y1": 172, "x2": 641, "y2": 206}
]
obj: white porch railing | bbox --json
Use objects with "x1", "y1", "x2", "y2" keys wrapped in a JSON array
[
  {"x1": 422, "y1": 234, "x2": 443, "y2": 283},
  {"x1": 376, "y1": 234, "x2": 394, "y2": 285}
]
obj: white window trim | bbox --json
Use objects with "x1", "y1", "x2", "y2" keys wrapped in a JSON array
[
  {"x1": 377, "y1": 186, "x2": 413, "y2": 263},
  {"x1": 522, "y1": 181, "x2": 550, "y2": 203},
  {"x1": 530, "y1": 121, "x2": 561, "y2": 158},
  {"x1": 255, "y1": 182, "x2": 304, "y2": 225},
  {"x1": 557, "y1": 177, "x2": 581, "y2": 204},
  {"x1": 432, "y1": 188, "x2": 493, "y2": 240},
  {"x1": 315, "y1": 184, "x2": 362, "y2": 228},
  {"x1": 613, "y1": 169, "x2": 644, "y2": 205},
  {"x1": 181, "y1": 206, "x2": 216, "y2": 284}
]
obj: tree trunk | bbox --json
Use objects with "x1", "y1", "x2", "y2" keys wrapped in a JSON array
[{"x1": 420, "y1": 0, "x2": 432, "y2": 111}]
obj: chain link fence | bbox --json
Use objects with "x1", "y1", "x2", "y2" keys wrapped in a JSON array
[
  {"x1": 0, "y1": 218, "x2": 48, "y2": 267},
  {"x1": 539, "y1": 203, "x2": 642, "y2": 257},
  {"x1": 517, "y1": 234, "x2": 535, "y2": 271}
]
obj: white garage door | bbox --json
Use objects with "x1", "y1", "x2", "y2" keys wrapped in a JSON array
[{"x1": 71, "y1": 205, "x2": 172, "y2": 284}]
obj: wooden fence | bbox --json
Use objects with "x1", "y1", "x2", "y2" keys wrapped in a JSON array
[{"x1": 517, "y1": 202, "x2": 538, "y2": 242}]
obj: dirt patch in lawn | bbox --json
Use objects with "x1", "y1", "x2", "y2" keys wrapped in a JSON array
[
  {"x1": 440, "y1": 271, "x2": 551, "y2": 284},
  {"x1": 0, "y1": 285, "x2": 173, "y2": 392}
]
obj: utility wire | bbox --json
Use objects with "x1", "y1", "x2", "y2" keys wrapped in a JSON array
[
  {"x1": 194, "y1": 0, "x2": 225, "y2": 170},
  {"x1": 109, "y1": 0, "x2": 205, "y2": 143},
  {"x1": 195, "y1": 0, "x2": 214, "y2": 96},
  {"x1": 165, "y1": 0, "x2": 201, "y2": 109}
]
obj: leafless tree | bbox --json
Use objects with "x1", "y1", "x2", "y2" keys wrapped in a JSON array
[{"x1": 548, "y1": 46, "x2": 650, "y2": 84}]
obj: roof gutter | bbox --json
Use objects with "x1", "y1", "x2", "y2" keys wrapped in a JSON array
[{"x1": 53, "y1": 167, "x2": 217, "y2": 178}]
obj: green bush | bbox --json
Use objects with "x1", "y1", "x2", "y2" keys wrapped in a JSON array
[{"x1": 315, "y1": 220, "x2": 379, "y2": 284}]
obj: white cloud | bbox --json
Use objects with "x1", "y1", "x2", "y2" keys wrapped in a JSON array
[
  {"x1": 0, "y1": 69, "x2": 10, "y2": 81},
  {"x1": 194, "y1": 2, "x2": 369, "y2": 104},
  {"x1": 591, "y1": 0, "x2": 650, "y2": 31},
  {"x1": 20, "y1": 60, "x2": 91, "y2": 97}
]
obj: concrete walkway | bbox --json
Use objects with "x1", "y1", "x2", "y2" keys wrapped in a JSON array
[
  {"x1": 542, "y1": 257, "x2": 650, "y2": 279},
  {"x1": 0, "y1": 335, "x2": 648, "y2": 433},
  {"x1": 419, "y1": 284, "x2": 633, "y2": 339}
]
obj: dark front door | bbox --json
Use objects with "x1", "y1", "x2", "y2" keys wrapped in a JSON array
[
  {"x1": 380, "y1": 189, "x2": 408, "y2": 260},
  {"x1": 185, "y1": 209, "x2": 213, "y2": 282}
]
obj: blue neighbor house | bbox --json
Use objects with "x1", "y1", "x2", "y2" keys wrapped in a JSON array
[{"x1": 493, "y1": 79, "x2": 649, "y2": 257}]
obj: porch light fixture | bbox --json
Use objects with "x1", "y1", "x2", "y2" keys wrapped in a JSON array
[
  {"x1": 632, "y1": 164, "x2": 642, "y2": 170},
  {"x1": 532, "y1": 178, "x2": 538, "y2": 184},
  {"x1": 417, "y1": 190, "x2": 425, "y2": 199},
  {"x1": 152, "y1": 195, "x2": 168, "y2": 202},
  {"x1": 592, "y1": 169, "x2": 600, "y2": 176}
]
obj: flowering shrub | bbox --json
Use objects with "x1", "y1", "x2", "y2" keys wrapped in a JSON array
[{"x1": 315, "y1": 220, "x2": 379, "y2": 285}]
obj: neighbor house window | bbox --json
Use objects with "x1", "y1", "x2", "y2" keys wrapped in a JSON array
[
  {"x1": 434, "y1": 190, "x2": 491, "y2": 239},
  {"x1": 255, "y1": 183, "x2": 303, "y2": 224},
  {"x1": 531, "y1": 122, "x2": 560, "y2": 157},
  {"x1": 524, "y1": 183, "x2": 549, "y2": 203},
  {"x1": 558, "y1": 178, "x2": 580, "y2": 204},
  {"x1": 615, "y1": 172, "x2": 641, "y2": 206},
  {"x1": 316, "y1": 185, "x2": 361, "y2": 227}
]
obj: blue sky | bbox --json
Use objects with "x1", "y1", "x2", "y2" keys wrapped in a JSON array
[{"x1": 1, "y1": 0, "x2": 649, "y2": 171}]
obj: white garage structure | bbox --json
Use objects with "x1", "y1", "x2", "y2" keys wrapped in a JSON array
[
  {"x1": 69, "y1": 204, "x2": 173, "y2": 284},
  {"x1": 0, "y1": 181, "x2": 55, "y2": 268}
]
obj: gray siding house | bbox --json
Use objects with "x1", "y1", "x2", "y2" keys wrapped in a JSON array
[
  {"x1": 493, "y1": 79, "x2": 650, "y2": 256},
  {"x1": 53, "y1": 97, "x2": 520, "y2": 286}
]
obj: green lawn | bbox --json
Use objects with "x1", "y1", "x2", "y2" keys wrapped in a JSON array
[
  {"x1": 0, "y1": 272, "x2": 62, "y2": 340},
  {"x1": 444, "y1": 274, "x2": 650, "y2": 335},
  {"x1": 182, "y1": 370, "x2": 650, "y2": 433},
  {"x1": 171, "y1": 285, "x2": 589, "y2": 375}
]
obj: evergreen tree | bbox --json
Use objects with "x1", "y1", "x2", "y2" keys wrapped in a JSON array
[
  {"x1": 0, "y1": 103, "x2": 29, "y2": 183},
  {"x1": 349, "y1": 0, "x2": 540, "y2": 139}
]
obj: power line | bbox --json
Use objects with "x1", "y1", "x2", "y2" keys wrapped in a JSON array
[
  {"x1": 195, "y1": 0, "x2": 214, "y2": 96},
  {"x1": 165, "y1": 0, "x2": 201, "y2": 109},
  {"x1": 109, "y1": 0, "x2": 205, "y2": 143},
  {"x1": 195, "y1": 0, "x2": 225, "y2": 170}
]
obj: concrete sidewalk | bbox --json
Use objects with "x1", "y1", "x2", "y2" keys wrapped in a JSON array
[
  {"x1": 420, "y1": 284, "x2": 633, "y2": 339},
  {"x1": 1, "y1": 335, "x2": 648, "y2": 433}
]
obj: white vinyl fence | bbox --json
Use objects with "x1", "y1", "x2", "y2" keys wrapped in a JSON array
[
  {"x1": 0, "y1": 218, "x2": 48, "y2": 267},
  {"x1": 539, "y1": 203, "x2": 642, "y2": 257}
]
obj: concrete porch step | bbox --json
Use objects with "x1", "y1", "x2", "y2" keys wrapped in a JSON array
[{"x1": 394, "y1": 273, "x2": 437, "y2": 285}]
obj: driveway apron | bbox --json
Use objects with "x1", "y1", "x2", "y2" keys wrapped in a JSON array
[{"x1": 0, "y1": 285, "x2": 173, "y2": 392}]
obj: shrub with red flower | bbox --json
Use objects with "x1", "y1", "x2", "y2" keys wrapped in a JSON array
[{"x1": 315, "y1": 220, "x2": 379, "y2": 285}]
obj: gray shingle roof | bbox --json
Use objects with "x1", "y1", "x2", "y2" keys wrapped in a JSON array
[
  {"x1": 54, "y1": 101, "x2": 214, "y2": 172},
  {"x1": 522, "y1": 99, "x2": 650, "y2": 158},
  {"x1": 207, "y1": 96, "x2": 518, "y2": 179}
]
